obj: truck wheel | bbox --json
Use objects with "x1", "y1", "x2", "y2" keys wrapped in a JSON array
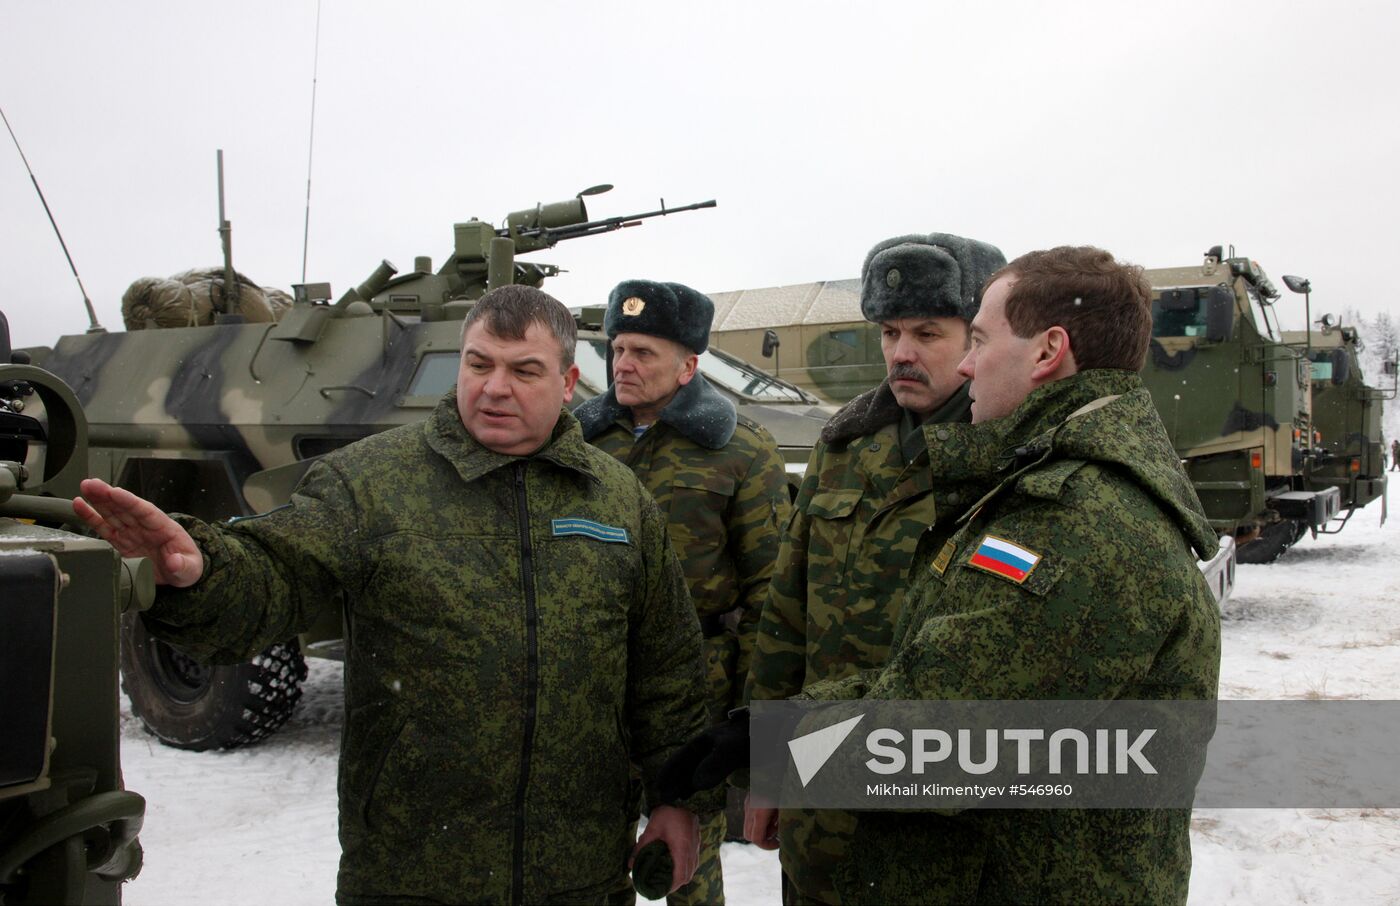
[
  {"x1": 120, "y1": 615, "x2": 308, "y2": 750},
  {"x1": 1236, "y1": 519, "x2": 1307, "y2": 564}
]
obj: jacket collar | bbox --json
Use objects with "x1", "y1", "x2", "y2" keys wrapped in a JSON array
[
  {"x1": 822, "y1": 379, "x2": 972, "y2": 446},
  {"x1": 925, "y1": 370, "x2": 1218, "y2": 559},
  {"x1": 425, "y1": 390, "x2": 602, "y2": 485},
  {"x1": 574, "y1": 374, "x2": 738, "y2": 450}
]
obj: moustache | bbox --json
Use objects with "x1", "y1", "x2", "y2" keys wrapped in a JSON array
[{"x1": 888, "y1": 364, "x2": 930, "y2": 385}]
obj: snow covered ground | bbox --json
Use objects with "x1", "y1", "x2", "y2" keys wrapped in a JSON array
[{"x1": 119, "y1": 497, "x2": 1400, "y2": 905}]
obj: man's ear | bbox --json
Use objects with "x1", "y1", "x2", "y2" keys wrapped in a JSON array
[
  {"x1": 1030, "y1": 326, "x2": 1075, "y2": 382},
  {"x1": 561, "y1": 363, "x2": 581, "y2": 404},
  {"x1": 676, "y1": 353, "x2": 699, "y2": 386}
]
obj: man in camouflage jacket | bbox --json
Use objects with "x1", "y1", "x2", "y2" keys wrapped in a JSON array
[
  {"x1": 795, "y1": 247, "x2": 1222, "y2": 904},
  {"x1": 577, "y1": 279, "x2": 791, "y2": 906},
  {"x1": 742, "y1": 233, "x2": 1007, "y2": 902},
  {"x1": 76, "y1": 287, "x2": 709, "y2": 905}
]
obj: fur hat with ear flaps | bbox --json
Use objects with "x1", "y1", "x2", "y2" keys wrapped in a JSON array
[
  {"x1": 859, "y1": 232, "x2": 1007, "y2": 324},
  {"x1": 604, "y1": 279, "x2": 713, "y2": 353}
]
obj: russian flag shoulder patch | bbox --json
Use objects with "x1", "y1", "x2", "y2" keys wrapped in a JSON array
[
  {"x1": 967, "y1": 534, "x2": 1042, "y2": 583},
  {"x1": 551, "y1": 517, "x2": 630, "y2": 545}
]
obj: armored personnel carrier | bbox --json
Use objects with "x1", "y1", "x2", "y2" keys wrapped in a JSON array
[
  {"x1": 24, "y1": 186, "x2": 832, "y2": 751},
  {"x1": 1, "y1": 311, "x2": 150, "y2": 903}
]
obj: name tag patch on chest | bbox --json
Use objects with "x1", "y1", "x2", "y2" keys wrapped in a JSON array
[
  {"x1": 931, "y1": 540, "x2": 957, "y2": 576},
  {"x1": 968, "y1": 535, "x2": 1042, "y2": 583},
  {"x1": 552, "y1": 518, "x2": 630, "y2": 544}
]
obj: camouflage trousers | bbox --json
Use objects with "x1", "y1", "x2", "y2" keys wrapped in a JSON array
[
  {"x1": 667, "y1": 809, "x2": 726, "y2": 905},
  {"x1": 622, "y1": 635, "x2": 734, "y2": 906},
  {"x1": 702, "y1": 631, "x2": 739, "y2": 723},
  {"x1": 778, "y1": 808, "x2": 855, "y2": 905}
]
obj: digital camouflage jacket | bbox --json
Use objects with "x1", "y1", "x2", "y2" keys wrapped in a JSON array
[
  {"x1": 578, "y1": 375, "x2": 790, "y2": 718},
  {"x1": 143, "y1": 393, "x2": 708, "y2": 906},
  {"x1": 742, "y1": 379, "x2": 973, "y2": 901},
  {"x1": 798, "y1": 369, "x2": 1222, "y2": 905}
]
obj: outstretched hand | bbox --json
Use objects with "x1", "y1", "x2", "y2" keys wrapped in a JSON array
[{"x1": 73, "y1": 478, "x2": 204, "y2": 587}]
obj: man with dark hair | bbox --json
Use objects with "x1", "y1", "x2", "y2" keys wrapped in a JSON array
[
  {"x1": 575, "y1": 278, "x2": 791, "y2": 906},
  {"x1": 76, "y1": 285, "x2": 709, "y2": 904},
  {"x1": 667, "y1": 246, "x2": 1221, "y2": 904},
  {"x1": 789, "y1": 245, "x2": 1222, "y2": 903},
  {"x1": 741, "y1": 233, "x2": 1006, "y2": 903}
]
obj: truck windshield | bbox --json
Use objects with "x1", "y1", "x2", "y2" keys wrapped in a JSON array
[{"x1": 1151, "y1": 287, "x2": 1211, "y2": 338}]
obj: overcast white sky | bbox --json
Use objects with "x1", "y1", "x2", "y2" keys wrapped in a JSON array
[{"x1": 3, "y1": 0, "x2": 1397, "y2": 348}]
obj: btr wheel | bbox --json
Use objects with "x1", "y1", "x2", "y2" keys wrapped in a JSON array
[{"x1": 120, "y1": 614, "x2": 308, "y2": 750}]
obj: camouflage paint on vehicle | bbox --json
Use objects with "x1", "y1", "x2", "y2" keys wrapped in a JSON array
[{"x1": 21, "y1": 189, "x2": 831, "y2": 750}]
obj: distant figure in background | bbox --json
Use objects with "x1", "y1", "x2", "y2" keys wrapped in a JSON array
[
  {"x1": 1390, "y1": 438, "x2": 1399, "y2": 470},
  {"x1": 576, "y1": 278, "x2": 791, "y2": 906}
]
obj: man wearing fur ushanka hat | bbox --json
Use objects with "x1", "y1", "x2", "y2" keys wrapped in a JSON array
[
  {"x1": 742, "y1": 233, "x2": 1006, "y2": 903},
  {"x1": 575, "y1": 278, "x2": 791, "y2": 906}
]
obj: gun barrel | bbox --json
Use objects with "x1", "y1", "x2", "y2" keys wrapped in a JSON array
[{"x1": 515, "y1": 199, "x2": 717, "y2": 244}]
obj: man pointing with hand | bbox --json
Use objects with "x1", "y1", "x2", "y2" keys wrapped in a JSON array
[{"x1": 78, "y1": 285, "x2": 709, "y2": 905}]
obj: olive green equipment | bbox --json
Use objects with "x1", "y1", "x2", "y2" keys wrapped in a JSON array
[
  {"x1": 1, "y1": 310, "x2": 151, "y2": 904},
  {"x1": 1142, "y1": 248, "x2": 1386, "y2": 563},
  {"x1": 1280, "y1": 312, "x2": 1393, "y2": 537},
  {"x1": 21, "y1": 182, "x2": 831, "y2": 754}
]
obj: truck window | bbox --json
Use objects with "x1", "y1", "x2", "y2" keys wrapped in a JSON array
[{"x1": 1152, "y1": 288, "x2": 1208, "y2": 338}]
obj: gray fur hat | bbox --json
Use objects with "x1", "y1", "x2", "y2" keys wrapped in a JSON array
[
  {"x1": 860, "y1": 233, "x2": 1007, "y2": 323},
  {"x1": 604, "y1": 279, "x2": 713, "y2": 353}
]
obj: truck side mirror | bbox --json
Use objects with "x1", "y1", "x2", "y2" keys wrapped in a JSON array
[
  {"x1": 761, "y1": 329, "x2": 780, "y2": 358},
  {"x1": 1204, "y1": 284, "x2": 1235, "y2": 343}
]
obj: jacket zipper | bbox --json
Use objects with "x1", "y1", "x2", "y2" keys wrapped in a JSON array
[{"x1": 510, "y1": 461, "x2": 538, "y2": 906}]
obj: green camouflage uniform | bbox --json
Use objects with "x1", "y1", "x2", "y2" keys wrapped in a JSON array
[
  {"x1": 579, "y1": 374, "x2": 791, "y2": 906},
  {"x1": 142, "y1": 391, "x2": 710, "y2": 905},
  {"x1": 798, "y1": 369, "x2": 1223, "y2": 905},
  {"x1": 743, "y1": 380, "x2": 974, "y2": 903}
]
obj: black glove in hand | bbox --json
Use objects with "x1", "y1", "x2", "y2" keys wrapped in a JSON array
[
  {"x1": 630, "y1": 839, "x2": 674, "y2": 900},
  {"x1": 658, "y1": 708, "x2": 749, "y2": 804}
]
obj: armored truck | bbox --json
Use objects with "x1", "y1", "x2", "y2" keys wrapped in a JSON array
[
  {"x1": 1140, "y1": 248, "x2": 1392, "y2": 562},
  {"x1": 23, "y1": 187, "x2": 832, "y2": 751},
  {"x1": 1, "y1": 311, "x2": 149, "y2": 903},
  {"x1": 1280, "y1": 320, "x2": 1391, "y2": 528}
]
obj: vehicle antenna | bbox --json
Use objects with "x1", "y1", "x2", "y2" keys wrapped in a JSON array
[
  {"x1": 217, "y1": 149, "x2": 238, "y2": 317},
  {"x1": 1, "y1": 104, "x2": 103, "y2": 332},
  {"x1": 300, "y1": 0, "x2": 323, "y2": 284}
]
